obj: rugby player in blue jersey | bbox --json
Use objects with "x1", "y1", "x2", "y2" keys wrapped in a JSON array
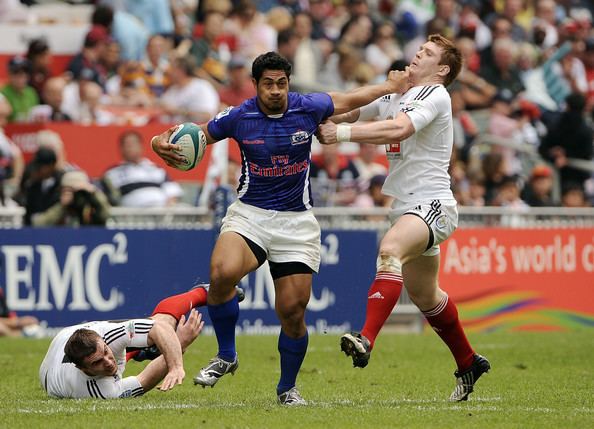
[{"x1": 151, "y1": 52, "x2": 409, "y2": 405}]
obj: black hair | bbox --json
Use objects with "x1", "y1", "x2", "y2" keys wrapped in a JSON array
[
  {"x1": 566, "y1": 92, "x2": 586, "y2": 113},
  {"x1": 277, "y1": 29, "x2": 297, "y2": 48},
  {"x1": 91, "y1": 5, "x2": 114, "y2": 28},
  {"x1": 251, "y1": 52, "x2": 292, "y2": 83}
]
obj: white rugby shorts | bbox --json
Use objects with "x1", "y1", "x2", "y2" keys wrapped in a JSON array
[
  {"x1": 220, "y1": 200, "x2": 322, "y2": 272},
  {"x1": 389, "y1": 199, "x2": 458, "y2": 256}
]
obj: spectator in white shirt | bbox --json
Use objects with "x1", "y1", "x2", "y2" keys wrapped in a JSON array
[
  {"x1": 103, "y1": 130, "x2": 183, "y2": 207},
  {"x1": 159, "y1": 56, "x2": 219, "y2": 124}
]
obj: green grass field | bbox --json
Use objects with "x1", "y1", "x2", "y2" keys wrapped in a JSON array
[{"x1": 1, "y1": 330, "x2": 593, "y2": 429}]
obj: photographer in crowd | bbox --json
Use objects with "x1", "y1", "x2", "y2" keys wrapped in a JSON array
[{"x1": 31, "y1": 169, "x2": 110, "y2": 227}]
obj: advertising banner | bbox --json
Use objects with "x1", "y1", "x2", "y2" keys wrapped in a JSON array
[
  {"x1": 440, "y1": 228, "x2": 594, "y2": 332},
  {"x1": 0, "y1": 228, "x2": 377, "y2": 334}
]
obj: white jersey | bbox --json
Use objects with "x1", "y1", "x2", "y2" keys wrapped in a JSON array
[
  {"x1": 39, "y1": 319, "x2": 154, "y2": 399},
  {"x1": 359, "y1": 84, "x2": 454, "y2": 203}
]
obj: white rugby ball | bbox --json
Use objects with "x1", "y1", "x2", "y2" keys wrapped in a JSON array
[{"x1": 168, "y1": 122, "x2": 207, "y2": 171}]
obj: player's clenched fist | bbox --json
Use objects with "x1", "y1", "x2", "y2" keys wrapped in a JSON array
[
  {"x1": 386, "y1": 67, "x2": 411, "y2": 94},
  {"x1": 316, "y1": 120, "x2": 339, "y2": 145}
]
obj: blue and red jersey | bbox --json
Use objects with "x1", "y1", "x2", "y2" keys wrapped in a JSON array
[{"x1": 207, "y1": 92, "x2": 334, "y2": 211}]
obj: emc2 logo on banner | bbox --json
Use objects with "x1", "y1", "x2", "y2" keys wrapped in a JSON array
[{"x1": 1, "y1": 233, "x2": 127, "y2": 312}]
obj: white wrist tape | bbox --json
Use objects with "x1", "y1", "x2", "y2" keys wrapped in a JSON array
[{"x1": 336, "y1": 125, "x2": 352, "y2": 143}]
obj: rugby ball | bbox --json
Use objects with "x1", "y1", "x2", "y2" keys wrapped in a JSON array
[{"x1": 168, "y1": 122, "x2": 207, "y2": 171}]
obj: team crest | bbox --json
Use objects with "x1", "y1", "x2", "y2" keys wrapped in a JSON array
[
  {"x1": 435, "y1": 215, "x2": 447, "y2": 229},
  {"x1": 290, "y1": 130, "x2": 309, "y2": 145},
  {"x1": 215, "y1": 106, "x2": 233, "y2": 120}
]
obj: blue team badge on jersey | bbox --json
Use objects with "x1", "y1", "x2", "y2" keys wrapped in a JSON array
[
  {"x1": 215, "y1": 106, "x2": 233, "y2": 121},
  {"x1": 290, "y1": 130, "x2": 309, "y2": 145}
]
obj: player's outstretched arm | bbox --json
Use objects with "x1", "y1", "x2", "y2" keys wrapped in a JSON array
[
  {"x1": 317, "y1": 112, "x2": 415, "y2": 146},
  {"x1": 328, "y1": 68, "x2": 410, "y2": 115},
  {"x1": 150, "y1": 124, "x2": 217, "y2": 167},
  {"x1": 136, "y1": 309, "x2": 203, "y2": 393}
]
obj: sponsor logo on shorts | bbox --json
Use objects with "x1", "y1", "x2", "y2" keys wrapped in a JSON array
[
  {"x1": 435, "y1": 215, "x2": 447, "y2": 229},
  {"x1": 243, "y1": 139, "x2": 265, "y2": 145}
]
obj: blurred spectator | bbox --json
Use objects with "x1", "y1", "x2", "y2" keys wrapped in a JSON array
[
  {"x1": 29, "y1": 77, "x2": 72, "y2": 122},
  {"x1": 67, "y1": 26, "x2": 111, "y2": 88},
  {"x1": 522, "y1": 164, "x2": 556, "y2": 207},
  {"x1": 78, "y1": 81, "x2": 115, "y2": 125},
  {"x1": 365, "y1": 21, "x2": 403, "y2": 76},
  {"x1": 102, "y1": 40, "x2": 122, "y2": 85},
  {"x1": 191, "y1": 11, "x2": 231, "y2": 88},
  {"x1": 0, "y1": 0, "x2": 28, "y2": 22},
  {"x1": 102, "y1": 130, "x2": 183, "y2": 207},
  {"x1": 0, "y1": 56, "x2": 39, "y2": 123},
  {"x1": 479, "y1": 15, "x2": 514, "y2": 73},
  {"x1": 141, "y1": 35, "x2": 171, "y2": 98},
  {"x1": 277, "y1": 29, "x2": 300, "y2": 65},
  {"x1": 308, "y1": 0, "x2": 335, "y2": 40},
  {"x1": 31, "y1": 170, "x2": 110, "y2": 227},
  {"x1": 117, "y1": 0, "x2": 175, "y2": 36},
  {"x1": 291, "y1": 12, "x2": 326, "y2": 91},
  {"x1": 494, "y1": 0, "x2": 528, "y2": 42},
  {"x1": 320, "y1": 44, "x2": 361, "y2": 90},
  {"x1": 0, "y1": 287, "x2": 41, "y2": 338},
  {"x1": 26, "y1": 38, "x2": 52, "y2": 102},
  {"x1": 522, "y1": 40, "x2": 573, "y2": 114},
  {"x1": 218, "y1": 56, "x2": 256, "y2": 107},
  {"x1": 159, "y1": 56, "x2": 220, "y2": 123},
  {"x1": 21, "y1": 147, "x2": 64, "y2": 226},
  {"x1": 482, "y1": 152, "x2": 509, "y2": 205},
  {"x1": 457, "y1": 0, "x2": 492, "y2": 50},
  {"x1": 492, "y1": 174, "x2": 529, "y2": 209},
  {"x1": 228, "y1": 0, "x2": 276, "y2": 63},
  {"x1": 532, "y1": 0, "x2": 559, "y2": 49},
  {"x1": 310, "y1": 143, "x2": 360, "y2": 206},
  {"x1": 266, "y1": 6, "x2": 293, "y2": 33},
  {"x1": 94, "y1": 3, "x2": 149, "y2": 62},
  {"x1": 454, "y1": 37, "x2": 497, "y2": 109},
  {"x1": 352, "y1": 174, "x2": 392, "y2": 219},
  {"x1": 338, "y1": 14, "x2": 373, "y2": 51},
  {"x1": 451, "y1": 89, "x2": 479, "y2": 161},
  {"x1": 36, "y1": 130, "x2": 77, "y2": 173},
  {"x1": 561, "y1": 183, "x2": 590, "y2": 207},
  {"x1": 61, "y1": 69, "x2": 103, "y2": 122},
  {"x1": 583, "y1": 37, "x2": 594, "y2": 111},
  {"x1": 351, "y1": 143, "x2": 387, "y2": 191},
  {"x1": 466, "y1": 174, "x2": 487, "y2": 207},
  {"x1": 539, "y1": 92, "x2": 593, "y2": 192},
  {"x1": 480, "y1": 38, "x2": 525, "y2": 96},
  {"x1": 487, "y1": 89, "x2": 525, "y2": 175},
  {"x1": 0, "y1": 97, "x2": 24, "y2": 206}
]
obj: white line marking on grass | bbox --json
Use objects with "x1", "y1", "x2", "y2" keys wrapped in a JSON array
[{"x1": 16, "y1": 402, "x2": 255, "y2": 415}]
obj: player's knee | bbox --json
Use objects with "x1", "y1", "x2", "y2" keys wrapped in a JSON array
[
  {"x1": 210, "y1": 260, "x2": 241, "y2": 291},
  {"x1": 407, "y1": 289, "x2": 442, "y2": 311},
  {"x1": 376, "y1": 253, "x2": 403, "y2": 275},
  {"x1": 276, "y1": 300, "x2": 306, "y2": 326}
]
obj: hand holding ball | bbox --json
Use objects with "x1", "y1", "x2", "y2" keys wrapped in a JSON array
[{"x1": 168, "y1": 123, "x2": 207, "y2": 171}]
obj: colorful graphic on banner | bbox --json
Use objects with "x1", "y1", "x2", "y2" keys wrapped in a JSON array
[{"x1": 440, "y1": 228, "x2": 594, "y2": 332}]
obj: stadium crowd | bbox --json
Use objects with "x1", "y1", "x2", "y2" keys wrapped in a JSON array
[{"x1": 1, "y1": 0, "x2": 594, "y2": 220}]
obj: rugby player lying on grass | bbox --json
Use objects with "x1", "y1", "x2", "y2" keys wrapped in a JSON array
[{"x1": 39, "y1": 285, "x2": 241, "y2": 399}]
